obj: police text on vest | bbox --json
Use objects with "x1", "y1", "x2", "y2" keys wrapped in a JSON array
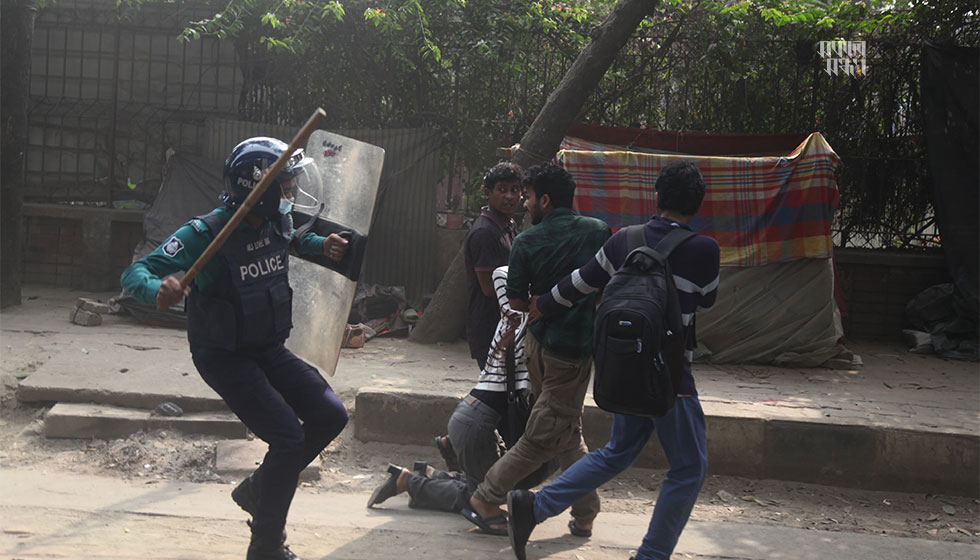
[{"x1": 240, "y1": 255, "x2": 285, "y2": 280}]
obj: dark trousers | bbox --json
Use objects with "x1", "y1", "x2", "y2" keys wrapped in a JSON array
[
  {"x1": 192, "y1": 343, "x2": 349, "y2": 540},
  {"x1": 406, "y1": 396, "x2": 557, "y2": 512}
]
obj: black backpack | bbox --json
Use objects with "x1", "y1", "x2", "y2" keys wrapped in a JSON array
[{"x1": 592, "y1": 225, "x2": 694, "y2": 418}]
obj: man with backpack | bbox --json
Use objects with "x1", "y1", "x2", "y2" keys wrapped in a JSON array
[{"x1": 507, "y1": 161, "x2": 721, "y2": 560}]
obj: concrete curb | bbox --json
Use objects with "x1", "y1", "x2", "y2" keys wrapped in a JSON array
[
  {"x1": 44, "y1": 402, "x2": 246, "y2": 439},
  {"x1": 353, "y1": 388, "x2": 979, "y2": 497},
  {"x1": 19, "y1": 384, "x2": 228, "y2": 413}
]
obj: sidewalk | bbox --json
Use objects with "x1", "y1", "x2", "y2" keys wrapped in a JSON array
[
  {"x1": 1, "y1": 468, "x2": 976, "y2": 560},
  {"x1": 3, "y1": 286, "x2": 979, "y2": 496}
]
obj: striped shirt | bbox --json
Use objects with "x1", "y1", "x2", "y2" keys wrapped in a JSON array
[
  {"x1": 536, "y1": 216, "x2": 721, "y2": 395},
  {"x1": 470, "y1": 266, "x2": 530, "y2": 413}
]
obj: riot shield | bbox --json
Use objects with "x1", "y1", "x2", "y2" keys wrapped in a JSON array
[{"x1": 286, "y1": 130, "x2": 384, "y2": 376}]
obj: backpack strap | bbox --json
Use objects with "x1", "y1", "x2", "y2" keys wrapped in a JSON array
[
  {"x1": 654, "y1": 227, "x2": 697, "y2": 389},
  {"x1": 626, "y1": 224, "x2": 646, "y2": 253},
  {"x1": 653, "y1": 227, "x2": 696, "y2": 258}
]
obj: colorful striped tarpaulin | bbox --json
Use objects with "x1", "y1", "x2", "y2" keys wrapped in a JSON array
[{"x1": 558, "y1": 132, "x2": 840, "y2": 268}]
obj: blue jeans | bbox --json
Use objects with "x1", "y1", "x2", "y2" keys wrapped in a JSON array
[{"x1": 532, "y1": 397, "x2": 708, "y2": 560}]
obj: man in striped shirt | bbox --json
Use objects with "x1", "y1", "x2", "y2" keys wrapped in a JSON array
[
  {"x1": 366, "y1": 267, "x2": 553, "y2": 518},
  {"x1": 508, "y1": 161, "x2": 721, "y2": 560}
]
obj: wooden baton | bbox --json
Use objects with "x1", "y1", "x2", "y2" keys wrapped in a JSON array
[{"x1": 158, "y1": 108, "x2": 326, "y2": 310}]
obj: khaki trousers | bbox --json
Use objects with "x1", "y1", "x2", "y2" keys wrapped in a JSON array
[{"x1": 472, "y1": 331, "x2": 601, "y2": 523}]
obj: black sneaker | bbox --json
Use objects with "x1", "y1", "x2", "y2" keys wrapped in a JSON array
[
  {"x1": 507, "y1": 489, "x2": 537, "y2": 560},
  {"x1": 246, "y1": 534, "x2": 299, "y2": 560}
]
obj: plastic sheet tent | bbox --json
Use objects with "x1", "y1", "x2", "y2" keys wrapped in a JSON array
[{"x1": 558, "y1": 131, "x2": 848, "y2": 366}]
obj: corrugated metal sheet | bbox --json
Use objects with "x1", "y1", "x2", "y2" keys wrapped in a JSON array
[{"x1": 205, "y1": 119, "x2": 443, "y2": 303}]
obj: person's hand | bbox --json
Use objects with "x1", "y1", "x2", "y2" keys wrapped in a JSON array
[
  {"x1": 528, "y1": 295, "x2": 543, "y2": 324},
  {"x1": 501, "y1": 308, "x2": 522, "y2": 328},
  {"x1": 498, "y1": 326, "x2": 516, "y2": 350},
  {"x1": 323, "y1": 234, "x2": 349, "y2": 262},
  {"x1": 156, "y1": 276, "x2": 189, "y2": 311}
]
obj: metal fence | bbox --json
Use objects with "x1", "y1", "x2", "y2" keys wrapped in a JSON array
[{"x1": 26, "y1": 0, "x2": 242, "y2": 205}]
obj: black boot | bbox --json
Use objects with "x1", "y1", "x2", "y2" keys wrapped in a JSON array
[
  {"x1": 246, "y1": 533, "x2": 299, "y2": 560},
  {"x1": 232, "y1": 473, "x2": 260, "y2": 516},
  {"x1": 233, "y1": 472, "x2": 287, "y2": 541}
]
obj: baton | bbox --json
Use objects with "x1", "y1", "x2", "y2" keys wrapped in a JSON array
[{"x1": 158, "y1": 108, "x2": 326, "y2": 310}]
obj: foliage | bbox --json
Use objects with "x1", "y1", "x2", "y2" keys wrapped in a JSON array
[{"x1": 180, "y1": 0, "x2": 977, "y2": 247}]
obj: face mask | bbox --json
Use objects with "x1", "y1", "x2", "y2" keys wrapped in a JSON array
[{"x1": 279, "y1": 198, "x2": 294, "y2": 215}]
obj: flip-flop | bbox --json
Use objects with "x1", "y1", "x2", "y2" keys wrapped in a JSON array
[
  {"x1": 367, "y1": 464, "x2": 403, "y2": 508},
  {"x1": 459, "y1": 507, "x2": 509, "y2": 536},
  {"x1": 568, "y1": 518, "x2": 592, "y2": 538}
]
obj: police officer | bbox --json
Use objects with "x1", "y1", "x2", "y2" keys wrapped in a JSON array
[{"x1": 121, "y1": 137, "x2": 351, "y2": 560}]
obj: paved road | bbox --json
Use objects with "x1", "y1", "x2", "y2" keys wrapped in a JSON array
[{"x1": 1, "y1": 469, "x2": 976, "y2": 560}]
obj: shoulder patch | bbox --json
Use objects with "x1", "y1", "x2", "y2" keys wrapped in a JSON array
[
  {"x1": 162, "y1": 236, "x2": 185, "y2": 258},
  {"x1": 190, "y1": 219, "x2": 206, "y2": 233}
]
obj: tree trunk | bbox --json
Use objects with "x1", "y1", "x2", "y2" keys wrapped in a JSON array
[
  {"x1": 510, "y1": 0, "x2": 658, "y2": 169},
  {"x1": 410, "y1": 0, "x2": 656, "y2": 343},
  {"x1": 1, "y1": 0, "x2": 38, "y2": 308},
  {"x1": 408, "y1": 241, "x2": 467, "y2": 343}
]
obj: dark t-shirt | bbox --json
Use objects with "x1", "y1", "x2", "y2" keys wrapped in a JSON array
[{"x1": 463, "y1": 209, "x2": 515, "y2": 361}]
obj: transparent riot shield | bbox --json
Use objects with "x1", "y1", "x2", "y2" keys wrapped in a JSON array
[{"x1": 285, "y1": 130, "x2": 384, "y2": 376}]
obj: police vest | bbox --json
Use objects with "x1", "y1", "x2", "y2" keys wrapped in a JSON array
[{"x1": 186, "y1": 210, "x2": 293, "y2": 351}]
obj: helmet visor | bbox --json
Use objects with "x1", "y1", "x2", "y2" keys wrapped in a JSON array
[{"x1": 283, "y1": 153, "x2": 323, "y2": 213}]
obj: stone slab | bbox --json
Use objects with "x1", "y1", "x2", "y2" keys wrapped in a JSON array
[
  {"x1": 215, "y1": 439, "x2": 320, "y2": 482},
  {"x1": 18, "y1": 340, "x2": 226, "y2": 412},
  {"x1": 44, "y1": 402, "x2": 246, "y2": 439}
]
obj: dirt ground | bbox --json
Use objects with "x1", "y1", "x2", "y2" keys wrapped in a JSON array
[
  {"x1": 1, "y1": 288, "x2": 978, "y2": 548},
  {"x1": 2, "y1": 372, "x2": 978, "y2": 548}
]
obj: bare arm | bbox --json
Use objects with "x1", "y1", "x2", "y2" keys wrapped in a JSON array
[{"x1": 476, "y1": 269, "x2": 495, "y2": 297}]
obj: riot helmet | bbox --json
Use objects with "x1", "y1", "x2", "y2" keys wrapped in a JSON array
[{"x1": 222, "y1": 136, "x2": 317, "y2": 218}]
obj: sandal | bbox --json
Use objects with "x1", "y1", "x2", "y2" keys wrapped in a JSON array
[
  {"x1": 367, "y1": 464, "x2": 403, "y2": 508},
  {"x1": 434, "y1": 435, "x2": 461, "y2": 472},
  {"x1": 568, "y1": 518, "x2": 592, "y2": 538},
  {"x1": 459, "y1": 507, "x2": 508, "y2": 536}
]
